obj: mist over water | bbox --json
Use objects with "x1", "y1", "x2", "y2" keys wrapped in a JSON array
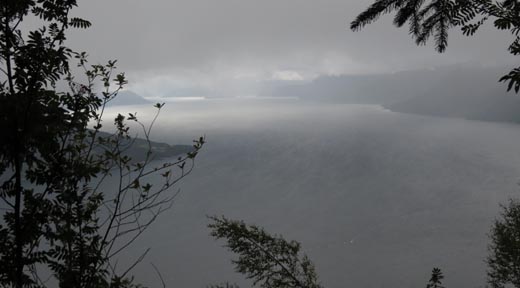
[{"x1": 104, "y1": 98, "x2": 520, "y2": 288}]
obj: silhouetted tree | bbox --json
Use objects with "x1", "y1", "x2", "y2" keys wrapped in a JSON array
[
  {"x1": 426, "y1": 268, "x2": 445, "y2": 288},
  {"x1": 351, "y1": 0, "x2": 520, "y2": 92},
  {"x1": 208, "y1": 216, "x2": 322, "y2": 288},
  {"x1": 487, "y1": 199, "x2": 520, "y2": 288},
  {"x1": 0, "y1": 1, "x2": 203, "y2": 287}
]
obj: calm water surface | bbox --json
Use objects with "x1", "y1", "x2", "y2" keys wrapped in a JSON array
[{"x1": 105, "y1": 98, "x2": 520, "y2": 288}]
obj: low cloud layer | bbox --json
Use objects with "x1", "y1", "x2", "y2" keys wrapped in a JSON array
[{"x1": 65, "y1": 0, "x2": 515, "y2": 96}]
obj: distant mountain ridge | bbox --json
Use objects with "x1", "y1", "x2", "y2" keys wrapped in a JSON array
[
  {"x1": 266, "y1": 65, "x2": 520, "y2": 123},
  {"x1": 265, "y1": 69, "x2": 437, "y2": 104},
  {"x1": 106, "y1": 90, "x2": 150, "y2": 106},
  {"x1": 385, "y1": 67, "x2": 520, "y2": 123}
]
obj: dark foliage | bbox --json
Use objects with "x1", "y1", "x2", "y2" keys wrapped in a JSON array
[
  {"x1": 0, "y1": 1, "x2": 203, "y2": 287},
  {"x1": 208, "y1": 216, "x2": 321, "y2": 288},
  {"x1": 487, "y1": 199, "x2": 520, "y2": 288},
  {"x1": 426, "y1": 268, "x2": 445, "y2": 288},
  {"x1": 351, "y1": 0, "x2": 520, "y2": 92}
]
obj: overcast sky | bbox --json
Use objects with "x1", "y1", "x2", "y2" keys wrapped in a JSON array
[{"x1": 66, "y1": 0, "x2": 515, "y2": 97}]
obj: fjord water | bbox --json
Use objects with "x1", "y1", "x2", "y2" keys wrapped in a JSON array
[{"x1": 106, "y1": 98, "x2": 520, "y2": 287}]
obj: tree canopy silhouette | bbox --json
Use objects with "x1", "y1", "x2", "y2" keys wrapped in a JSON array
[
  {"x1": 487, "y1": 199, "x2": 520, "y2": 288},
  {"x1": 208, "y1": 216, "x2": 322, "y2": 288},
  {"x1": 0, "y1": 1, "x2": 203, "y2": 287},
  {"x1": 351, "y1": 0, "x2": 520, "y2": 92}
]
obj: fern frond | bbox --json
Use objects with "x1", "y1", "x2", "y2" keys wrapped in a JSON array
[
  {"x1": 69, "y1": 17, "x2": 91, "y2": 29},
  {"x1": 351, "y1": 0, "x2": 405, "y2": 30}
]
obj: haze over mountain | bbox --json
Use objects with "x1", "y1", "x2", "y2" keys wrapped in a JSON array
[
  {"x1": 106, "y1": 90, "x2": 151, "y2": 106},
  {"x1": 264, "y1": 65, "x2": 520, "y2": 123}
]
